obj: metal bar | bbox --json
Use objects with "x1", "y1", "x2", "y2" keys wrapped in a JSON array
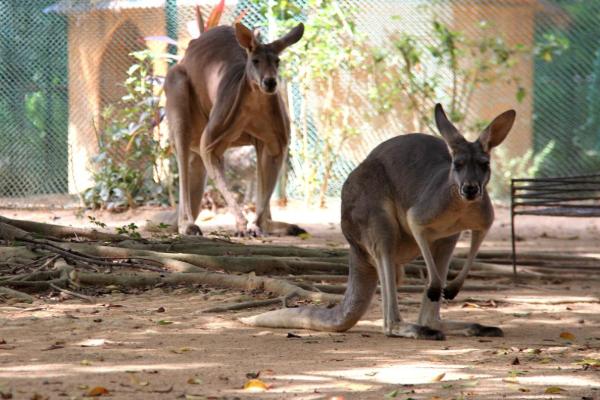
[
  {"x1": 512, "y1": 174, "x2": 600, "y2": 182},
  {"x1": 510, "y1": 179, "x2": 518, "y2": 281}
]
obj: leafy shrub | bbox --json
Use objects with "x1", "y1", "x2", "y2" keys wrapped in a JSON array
[{"x1": 83, "y1": 50, "x2": 176, "y2": 211}]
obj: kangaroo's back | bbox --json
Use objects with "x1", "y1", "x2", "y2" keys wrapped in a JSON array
[
  {"x1": 347, "y1": 133, "x2": 452, "y2": 209},
  {"x1": 182, "y1": 26, "x2": 246, "y2": 72}
]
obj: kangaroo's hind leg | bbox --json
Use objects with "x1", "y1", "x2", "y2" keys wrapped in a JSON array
[
  {"x1": 165, "y1": 66, "x2": 206, "y2": 235},
  {"x1": 253, "y1": 141, "x2": 306, "y2": 236},
  {"x1": 369, "y1": 213, "x2": 445, "y2": 340},
  {"x1": 417, "y1": 234, "x2": 503, "y2": 337}
]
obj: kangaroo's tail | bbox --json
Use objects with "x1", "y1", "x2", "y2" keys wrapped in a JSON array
[{"x1": 239, "y1": 249, "x2": 377, "y2": 332}]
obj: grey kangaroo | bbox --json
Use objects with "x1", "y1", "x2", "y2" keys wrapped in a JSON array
[
  {"x1": 163, "y1": 22, "x2": 305, "y2": 236},
  {"x1": 241, "y1": 104, "x2": 516, "y2": 340}
]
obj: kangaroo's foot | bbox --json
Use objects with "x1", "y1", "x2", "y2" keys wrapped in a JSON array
[
  {"x1": 257, "y1": 220, "x2": 307, "y2": 237},
  {"x1": 385, "y1": 321, "x2": 445, "y2": 340},
  {"x1": 436, "y1": 321, "x2": 503, "y2": 337},
  {"x1": 239, "y1": 223, "x2": 263, "y2": 238},
  {"x1": 465, "y1": 323, "x2": 503, "y2": 337},
  {"x1": 181, "y1": 222, "x2": 202, "y2": 236}
]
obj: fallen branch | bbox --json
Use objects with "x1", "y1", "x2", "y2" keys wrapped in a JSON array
[
  {"x1": 0, "y1": 215, "x2": 126, "y2": 241},
  {"x1": 74, "y1": 271, "x2": 342, "y2": 303},
  {"x1": 0, "y1": 286, "x2": 35, "y2": 303}
]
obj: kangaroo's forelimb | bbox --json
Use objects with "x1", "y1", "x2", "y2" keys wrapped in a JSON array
[{"x1": 443, "y1": 229, "x2": 487, "y2": 300}]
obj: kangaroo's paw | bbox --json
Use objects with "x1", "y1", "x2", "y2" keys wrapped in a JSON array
[
  {"x1": 386, "y1": 322, "x2": 446, "y2": 341},
  {"x1": 181, "y1": 223, "x2": 202, "y2": 236},
  {"x1": 286, "y1": 224, "x2": 307, "y2": 236},
  {"x1": 443, "y1": 284, "x2": 461, "y2": 300},
  {"x1": 466, "y1": 323, "x2": 503, "y2": 337},
  {"x1": 245, "y1": 223, "x2": 263, "y2": 238},
  {"x1": 259, "y1": 220, "x2": 307, "y2": 237},
  {"x1": 426, "y1": 285, "x2": 442, "y2": 302}
]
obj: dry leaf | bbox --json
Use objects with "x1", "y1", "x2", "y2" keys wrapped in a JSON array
[
  {"x1": 187, "y1": 377, "x2": 203, "y2": 385},
  {"x1": 243, "y1": 378, "x2": 269, "y2": 392},
  {"x1": 518, "y1": 388, "x2": 530, "y2": 392},
  {"x1": 184, "y1": 395, "x2": 206, "y2": 400},
  {"x1": 461, "y1": 302, "x2": 480, "y2": 309},
  {"x1": 431, "y1": 372, "x2": 445, "y2": 382},
  {"x1": 545, "y1": 386, "x2": 566, "y2": 394},
  {"x1": 171, "y1": 347, "x2": 192, "y2": 354},
  {"x1": 559, "y1": 332, "x2": 576, "y2": 341},
  {"x1": 576, "y1": 358, "x2": 600, "y2": 367},
  {"x1": 87, "y1": 386, "x2": 109, "y2": 397}
]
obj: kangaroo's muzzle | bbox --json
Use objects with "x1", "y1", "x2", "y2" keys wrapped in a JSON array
[
  {"x1": 262, "y1": 77, "x2": 277, "y2": 93},
  {"x1": 460, "y1": 183, "x2": 481, "y2": 201}
]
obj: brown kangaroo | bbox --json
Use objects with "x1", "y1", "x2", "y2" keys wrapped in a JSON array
[
  {"x1": 241, "y1": 104, "x2": 516, "y2": 340},
  {"x1": 163, "y1": 23, "x2": 306, "y2": 236}
]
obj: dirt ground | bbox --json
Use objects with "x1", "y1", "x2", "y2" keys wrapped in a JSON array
[{"x1": 1, "y1": 201, "x2": 599, "y2": 400}]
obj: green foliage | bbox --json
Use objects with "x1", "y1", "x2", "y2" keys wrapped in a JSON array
[
  {"x1": 367, "y1": 18, "x2": 526, "y2": 134},
  {"x1": 278, "y1": 0, "x2": 372, "y2": 206},
  {"x1": 489, "y1": 140, "x2": 555, "y2": 200},
  {"x1": 115, "y1": 223, "x2": 142, "y2": 239},
  {"x1": 535, "y1": 32, "x2": 569, "y2": 63},
  {"x1": 83, "y1": 50, "x2": 176, "y2": 211},
  {"x1": 88, "y1": 216, "x2": 107, "y2": 229}
]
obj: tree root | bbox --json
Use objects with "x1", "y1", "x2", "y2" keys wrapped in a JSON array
[
  {"x1": 71, "y1": 270, "x2": 341, "y2": 304},
  {"x1": 0, "y1": 286, "x2": 35, "y2": 303},
  {"x1": 0, "y1": 215, "x2": 125, "y2": 241}
]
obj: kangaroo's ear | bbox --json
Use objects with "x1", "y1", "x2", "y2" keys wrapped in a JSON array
[
  {"x1": 434, "y1": 103, "x2": 464, "y2": 149},
  {"x1": 478, "y1": 109, "x2": 516, "y2": 152},
  {"x1": 269, "y1": 23, "x2": 304, "y2": 54},
  {"x1": 235, "y1": 23, "x2": 257, "y2": 52}
]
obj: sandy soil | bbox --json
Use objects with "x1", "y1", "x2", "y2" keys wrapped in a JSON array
[{"x1": 0, "y1": 202, "x2": 599, "y2": 400}]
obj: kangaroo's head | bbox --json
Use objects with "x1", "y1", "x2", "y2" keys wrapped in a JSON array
[
  {"x1": 434, "y1": 103, "x2": 516, "y2": 202},
  {"x1": 234, "y1": 22, "x2": 304, "y2": 95}
]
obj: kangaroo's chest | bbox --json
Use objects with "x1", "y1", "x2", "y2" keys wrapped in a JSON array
[{"x1": 416, "y1": 201, "x2": 494, "y2": 240}]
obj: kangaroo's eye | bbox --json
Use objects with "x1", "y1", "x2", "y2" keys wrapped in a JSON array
[
  {"x1": 252, "y1": 59, "x2": 259, "y2": 65},
  {"x1": 274, "y1": 57, "x2": 280, "y2": 66},
  {"x1": 453, "y1": 160, "x2": 465, "y2": 170},
  {"x1": 479, "y1": 160, "x2": 490, "y2": 169}
]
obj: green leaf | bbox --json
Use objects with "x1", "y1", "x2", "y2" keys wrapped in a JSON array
[{"x1": 516, "y1": 86, "x2": 526, "y2": 103}]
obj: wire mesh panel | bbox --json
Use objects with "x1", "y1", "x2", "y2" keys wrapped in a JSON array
[
  {"x1": 0, "y1": 0, "x2": 599, "y2": 207},
  {"x1": 0, "y1": 0, "x2": 68, "y2": 201}
]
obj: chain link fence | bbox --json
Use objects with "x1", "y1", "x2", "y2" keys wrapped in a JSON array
[{"x1": 1, "y1": 0, "x2": 599, "y2": 207}]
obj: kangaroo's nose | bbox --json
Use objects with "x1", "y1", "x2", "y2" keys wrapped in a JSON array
[
  {"x1": 263, "y1": 77, "x2": 277, "y2": 92},
  {"x1": 461, "y1": 183, "x2": 480, "y2": 200}
]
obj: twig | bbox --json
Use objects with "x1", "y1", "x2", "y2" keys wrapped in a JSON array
[
  {"x1": 201, "y1": 298, "x2": 283, "y2": 313},
  {"x1": 49, "y1": 283, "x2": 95, "y2": 303}
]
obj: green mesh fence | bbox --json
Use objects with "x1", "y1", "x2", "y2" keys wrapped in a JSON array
[
  {"x1": 0, "y1": 0, "x2": 68, "y2": 201},
  {"x1": 0, "y1": 0, "x2": 599, "y2": 207}
]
